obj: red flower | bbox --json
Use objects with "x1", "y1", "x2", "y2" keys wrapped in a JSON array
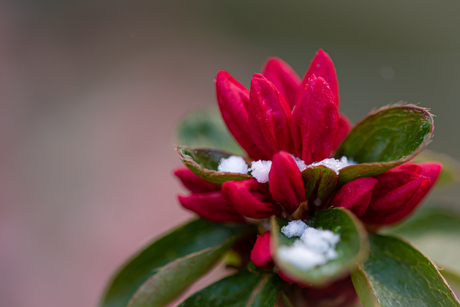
[{"x1": 177, "y1": 49, "x2": 442, "y2": 277}]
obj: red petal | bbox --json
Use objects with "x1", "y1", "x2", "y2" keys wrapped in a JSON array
[
  {"x1": 334, "y1": 113, "x2": 353, "y2": 152},
  {"x1": 250, "y1": 232, "x2": 274, "y2": 270},
  {"x1": 248, "y1": 73, "x2": 293, "y2": 158},
  {"x1": 360, "y1": 164, "x2": 429, "y2": 225},
  {"x1": 222, "y1": 179, "x2": 281, "y2": 219},
  {"x1": 366, "y1": 176, "x2": 423, "y2": 215},
  {"x1": 369, "y1": 163, "x2": 422, "y2": 201},
  {"x1": 374, "y1": 177, "x2": 431, "y2": 225},
  {"x1": 178, "y1": 191, "x2": 245, "y2": 223},
  {"x1": 173, "y1": 167, "x2": 220, "y2": 193},
  {"x1": 262, "y1": 57, "x2": 301, "y2": 109},
  {"x1": 418, "y1": 162, "x2": 443, "y2": 189},
  {"x1": 216, "y1": 71, "x2": 267, "y2": 160},
  {"x1": 331, "y1": 177, "x2": 378, "y2": 217},
  {"x1": 374, "y1": 162, "x2": 442, "y2": 225},
  {"x1": 302, "y1": 49, "x2": 340, "y2": 108},
  {"x1": 269, "y1": 151, "x2": 306, "y2": 214},
  {"x1": 291, "y1": 75, "x2": 339, "y2": 163}
]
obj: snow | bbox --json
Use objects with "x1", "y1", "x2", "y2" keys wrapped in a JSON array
[
  {"x1": 307, "y1": 156, "x2": 355, "y2": 174},
  {"x1": 291, "y1": 155, "x2": 308, "y2": 172},
  {"x1": 278, "y1": 241, "x2": 327, "y2": 270},
  {"x1": 281, "y1": 220, "x2": 309, "y2": 238},
  {"x1": 217, "y1": 156, "x2": 249, "y2": 174},
  {"x1": 300, "y1": 228, "x2": 340, "y2": 254},
  {"x1": 277, "y1": 220, "x2": 340, "y2": 271},
  {"x1": 250, "y1": 160, "x2": 272, "y2": 183}
]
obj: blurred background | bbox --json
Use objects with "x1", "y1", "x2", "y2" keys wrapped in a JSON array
[{"x1": 1, "y1": 1, "x2": 460, "y2": 306}]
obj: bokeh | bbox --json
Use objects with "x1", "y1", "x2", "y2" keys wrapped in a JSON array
[{"x1": 1, "y1": 1, "x2": 460, "y2": 306}]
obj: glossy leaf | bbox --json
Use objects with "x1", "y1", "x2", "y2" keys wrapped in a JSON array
[
  {"x1": 335, "y1": 105, "x2": 433, "y2": 185},
  {"x1": 385, "y1": 207, "x2": 460, "y2": 272},
  {"x1": 178, "y1": 271, "x2": 282, "y2": 307},
  {"x1": 302, "y1": 166, "x2": 338, "y2": 207},
  {"x1": 414, "y1": 150, "x2": 460, "y2": 187},
  {"x1": 271, "y1": 208, "x2": 369, "y2": 285},
  {"x1": 176, "y1": 107, "x2": 244, "y2": 155},
  {"x1": 99, "y1": 219, "x2": 253, "y2": 307},
  {"x1": 177, "y1": 146, "x2": 252, "y2": 186},
  {"x1": 351, "y1": 233, "x2": 460, "y2": 307}
]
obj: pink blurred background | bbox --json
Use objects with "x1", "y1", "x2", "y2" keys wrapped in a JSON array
[{"x1": 1, "y1": 1, "x2": 460, "y2": 306}]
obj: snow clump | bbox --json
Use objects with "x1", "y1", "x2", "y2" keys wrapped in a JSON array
[
  {"x1": 249, "y1": 160, "x2": 272, "y2": 183},
  {"x1": 278, "y1": 220, "x2": 340, "y2": 270},
  {"x1": 217, "y1": 156, "x2": 249, "y2": 174}
]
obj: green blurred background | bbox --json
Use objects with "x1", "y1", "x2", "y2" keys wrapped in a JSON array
[{"x1": 1, "y1": 1, "x2": 460, "y2": 306}]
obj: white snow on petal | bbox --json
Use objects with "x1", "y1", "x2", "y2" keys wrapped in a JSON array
[
  {"x1": 250, "y1": 160, "x2": 272, "y2": 183},
  {"x1": 281, "y1": 220, "x2": 309, "y2": 238},
  {"x1": 278, "y1": 223, "x2": 341, "y2": 271},
  {"x1": 217, "y1": 156, "x2": 249, "y2": 174},
  {"x1": 307, "y1": 156, "x2": 355, "y2": 174}
]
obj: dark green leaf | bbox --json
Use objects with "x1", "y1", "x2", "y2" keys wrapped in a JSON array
[
  {"x1": 351, "y1": 233, "x2": 460, "y2": 307},
  {"x1": 271, "y1": 208, "x2": 369, "y2": 285},
  {"x1": 251, "y1": 274, "x2": 283, "y2": 307},
  {"x1": 177, "y1": 271, "x2": 281, "y2": 307},
  {"x1": 414, "y1": 150, "x2": 460, "y2": 187},
  {"x1": 385, "y1": 208, "x2": 460, "y2": 272},
  {"x1": 99, "y1": 219, "x2": 254, "y2": 307},
  {"x1": 176, "y1": 107, "x2": 244, "y2": 155},
  {"x1": 128, "y1": 242, "x2": 233, "y2": 307},
  {"x1": 335, "y1": 105, "x2": 433, "y2": 185},
  {"x1": 177, "y1": 146, "x2": 253, "y2": 186},
  {"x1": 302, "y1": 166, "x2": 338, "y2": 207}
]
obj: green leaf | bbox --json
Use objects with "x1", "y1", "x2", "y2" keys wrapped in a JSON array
[
  {"x1": 302, "y1": 166, "x2": 338, "y2": 207},
  {"x1": 271, "y1": 208, "x2": 369, "y2": 285},
  {"x1": 441, "y1": 269, "x2": 460, "y2": 297},
  {"x1": 176, "y1": 107, "x2": 244, "y2": 155},
  {"x1": 385, "y1": 208, "x2": 460, "y2": 272},
  {"x1": 177, "y1": 271, "x2": 282, "y2": 307},
  {"x1": 128, "y1": 243, "x2": 232, "y2": 307},
  {"x1": 335, "y1": 105, "x2": 433, "y2": 185},
  {"x1": 414, "y1": 150, "x2": 460, "y2": 187},
  {"x1": 351, "y1": 233, "x2": 460, "y2": 307},
  {"x1": 177, "y1": 146, "x2": 253, "y2": 186},
  {"x1": 99, "y1": 219, "x2": 254, "y2": 307}
]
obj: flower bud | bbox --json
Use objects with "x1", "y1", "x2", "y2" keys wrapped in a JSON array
[
  {"x1": 248, "y1": 73, "x2": 293, "y2": 158},
  {"x1": 216, "y1": 71, "x2": 267, "y2": 160},
  {"x1": 250, "y1": 232, "x2": 274, "y2": 270},
  {"x1": 269, "y1": 151, "x2": 306, "y2": 214},
  {"x1": 292, "y1": 75, "x2": 339, "y2": 164},
  {"x1": 222, "y1": 179, "x2": 281, "y2": 219}
]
